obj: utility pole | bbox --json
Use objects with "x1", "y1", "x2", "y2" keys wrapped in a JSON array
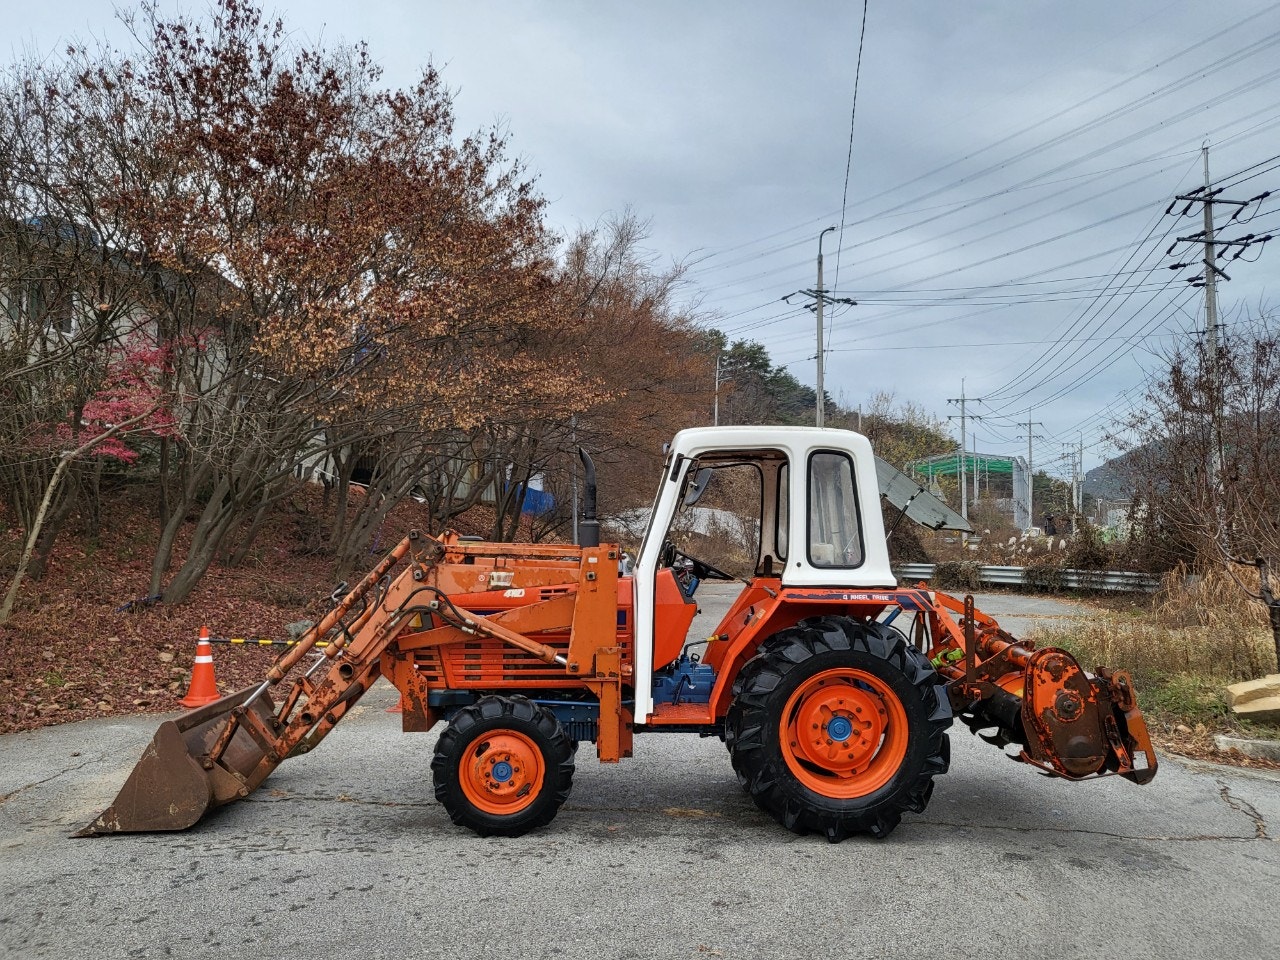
[
  {"x1": 1020, "y1": 416, "x2": 1043, "y2": 531},
  {"x1": 783, "y1": 231, "x2": 855, "y2": 430},
  {"x1": 1061, "y1": 443, "x2": 1074, "y2": 526},
  {"x1": 1197, "y1": 147, "x2": 1224, "y2": 513},
  {"x1": 1063, "y1": 441, "x2": 1084, "y2": 522},
  {"x1": 1064, "y1": 442, "x2": 1075, "y2": 519},
  {"x1": 1028, "y1": 423, "x2": 1035, "y2": 521},
  {"x1": 713, "y1": 352, "x2": 721, "y2": 426},
  {"x1": 972, "y1": 430, "x2": 979, "y2": 503},
  {"x1": 570, "y1": 414, "x2": 579, "y2": 544},
  {"x1": 1077, "y1": 433, "x2": 1085, "y2": 516},
  {"x1": 1165, "y1": 144, "x2": 1273, "y2": 509},
  {"x1": 958, "y1": 382, "x2": 967, "y2": 525},
  {"x1": 1201, "y1": 147, "x2": 1221, "y2": 389},
  {"x1": 947, "y1": 380, "x2": 983, "y2": 529}
]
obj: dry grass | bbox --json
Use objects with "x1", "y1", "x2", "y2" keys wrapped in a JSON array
[
  {"x1": 1036, "y1": 564, "x2": 1277, "y2": 681},
  {"x1": 1038, "y1": 615, "x2": 1276, "y2": 682},
  {"x1": 1152, "y1": 564, "x2": 1270, "y2": 630},
  {"x1": 1029, "y1": 567, "x2": 1280, "y2": 748}
]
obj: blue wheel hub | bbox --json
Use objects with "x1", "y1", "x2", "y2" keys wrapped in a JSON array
[
  {"x1": 826, "y1": 715, "x2": 854, "y2": 742},
  {"x1": 491, "y1": 760, "x2": 514, "y2": 782}
]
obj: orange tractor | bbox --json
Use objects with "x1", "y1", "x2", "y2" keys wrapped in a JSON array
[{"x1": 80, "y1": 426, "x2": 1156, "y2": 842}]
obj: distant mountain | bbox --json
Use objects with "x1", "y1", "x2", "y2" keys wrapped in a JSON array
[{"x1": 1083, "y1": 447, "x2": 1143, "y2": 501}]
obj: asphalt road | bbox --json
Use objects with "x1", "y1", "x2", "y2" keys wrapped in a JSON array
[{"x1": 2, "y1": 586, "x2": 1277, "y2": 960}]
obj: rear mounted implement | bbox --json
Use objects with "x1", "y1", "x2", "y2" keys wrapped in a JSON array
[{"x1": 932, "y1": 594, "x2": 1156, "y2": 785}]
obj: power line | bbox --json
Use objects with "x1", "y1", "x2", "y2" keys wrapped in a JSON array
[
  {"x1": 831, "y1": 0, "x2": 869, "y2": 299},
  {"x1": 687, "y1": 3, "x2": 1280, "y2": 285}
]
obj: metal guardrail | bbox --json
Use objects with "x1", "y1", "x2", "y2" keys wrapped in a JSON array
[{"x1": 894, "y1": 563, "x2": 1160, "y2": 593}]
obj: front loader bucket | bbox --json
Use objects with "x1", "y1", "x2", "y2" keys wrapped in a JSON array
[{"x1": 75, "y1": 683, "x2": 280, "y2": 836}]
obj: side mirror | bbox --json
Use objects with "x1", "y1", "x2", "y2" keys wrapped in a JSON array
[{"x1": 683, "y1": 467, "x2": 713, "y2": 507}]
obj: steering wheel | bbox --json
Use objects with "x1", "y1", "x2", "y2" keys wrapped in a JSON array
[{"x1": 662, "y1": 541, "x2": 736, "y2": 582}]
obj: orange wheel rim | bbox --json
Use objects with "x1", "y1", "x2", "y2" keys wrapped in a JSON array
[
  {"x1": 458, "y1": 729, "x2": 546, "y2": 816},
  {"x1": 779, "y1": 667, "x2": 909, "y2": 798}
]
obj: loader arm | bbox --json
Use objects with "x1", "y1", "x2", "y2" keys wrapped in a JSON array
[{"x1": 77, "y1": 531, "x2": 625, "y2": 836}]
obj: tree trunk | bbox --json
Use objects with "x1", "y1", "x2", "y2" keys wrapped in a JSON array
[
  {"x1": 27, "y1": 489, "x2": 78, "y2": 581},
  {"x1": 0, "y1": 457, "x2": 75, "y2": 622},
  {"x1": 1267, "y1": 603, "x2": 1280, "y2": 674},
  {"x1": 149, "y1": 459, "x2": 212, "y2": 598},
  {"x1": 224, "y1": 490, "x2": 273, "y2": 568},
  {"x1": 162, "y1": 468, "x2": 294, "y2": 602},
  {"x1": 1, "y1": 409, "x2": 155, "y2": 623},
  {"x1": 157, "y1": 436, "x2": 170, "y2": 530},
  {"x1": 84, "y1": 459, "x2": 103, "y2": 543},
  {"x1": 1258, "y1": 558, "x2": 1280, "y2": 673},
  {"x1": 501, "y1": 462, "x2": 536, "y2": 542},
  {"x1": 327, "y1": 444, "x2": 357, "y2": 552},
  {"x1": 162, "y1": 492, "x2": 239, "y2": 603},
  {"x1": 433, "y1": 464, "x2": 492, "y2": 532}
]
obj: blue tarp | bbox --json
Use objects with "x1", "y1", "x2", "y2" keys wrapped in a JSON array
[{"x1": 508, "y1": 483, "x2": 556, "y2": 515}]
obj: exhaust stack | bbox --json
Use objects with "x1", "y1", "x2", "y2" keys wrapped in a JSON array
[{"x1": 577, "y1": 447, "x2": 599, "y2": 548}]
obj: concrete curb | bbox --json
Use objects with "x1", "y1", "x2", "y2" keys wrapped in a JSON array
[{"x1": 1213, "y1": 734, "x2": 1280, "y2": 763}]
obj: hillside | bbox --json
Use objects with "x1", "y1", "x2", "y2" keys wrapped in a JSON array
[{"x1": 1083, "y1": 448, "x2": 1141, "y2": 501}]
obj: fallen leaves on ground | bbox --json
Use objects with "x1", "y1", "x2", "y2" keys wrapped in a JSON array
[{"x1": 0, "y1": 483, "x2": 509, "y2": 735}]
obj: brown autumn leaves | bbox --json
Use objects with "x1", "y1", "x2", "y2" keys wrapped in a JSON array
[{"x1": 0, "y1": 0, "x2": 715, "y2": 607}]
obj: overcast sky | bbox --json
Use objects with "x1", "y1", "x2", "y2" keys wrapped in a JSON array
[{"x1": 9, "y1": 1, "x2": 1280, "y2": 480}]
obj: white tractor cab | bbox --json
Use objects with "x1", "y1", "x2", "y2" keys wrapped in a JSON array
[{"x1": 630, "y1": 426, "x2": 967, "y2": 723}]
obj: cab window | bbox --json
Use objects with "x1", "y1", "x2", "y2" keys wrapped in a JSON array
[
  {"x1": 775, "y1": 462, "x2": 789, "y2": 561},
  {"x1": 807, "y1": 452, "x2": 863, "y2": 568},
  {"x1": 666, "y1": 461, "x2": 762, "y2": 580}
]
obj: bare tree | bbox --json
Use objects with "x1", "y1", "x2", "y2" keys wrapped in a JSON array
[{"x1": 1120, "y1": 311, "x2": 1280, "y2": 672}]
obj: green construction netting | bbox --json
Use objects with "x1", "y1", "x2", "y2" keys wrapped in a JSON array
[{"x1": 913, "y1": 455, "x2": 1016, "y2": 478}]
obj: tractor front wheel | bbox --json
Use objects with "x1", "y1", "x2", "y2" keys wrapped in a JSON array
[
  {"x1": 725, "y1": 617, "x2": 951, "y2": 841},
  {"x1": 431, "y1": 696, "x2": 575, "y2": 837}
]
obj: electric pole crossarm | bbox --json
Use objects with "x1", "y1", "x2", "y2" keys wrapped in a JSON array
[
  {"x1": 1176, "y1": 235, "x2": 1264, "y2": 246},
  {"x1": 1173, "y1": 193, "x2": 1248, "y2": 206}
]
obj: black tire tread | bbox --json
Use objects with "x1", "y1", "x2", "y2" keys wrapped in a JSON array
[
  {"x1": 725, "y1": 616, "x2": 951, "y2": 841},
  {"x1": 431, "y1": 695, "x2": 575, "y2": 837}
]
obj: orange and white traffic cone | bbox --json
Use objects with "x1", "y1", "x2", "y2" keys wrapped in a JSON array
[{"x1": 179, "y1": 626, "x2": 221, "y2": 708}]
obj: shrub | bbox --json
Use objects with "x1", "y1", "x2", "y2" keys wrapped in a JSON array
[
  {"x1": 933, "y1": 560, "x2": 982, "y2": 592},
  {"x1": 1023, "y1": 553, "x2": 1065, "y2": 592},
  {"x1": 1065, "y1": 525, "x2": 1112, "y2": 570}
]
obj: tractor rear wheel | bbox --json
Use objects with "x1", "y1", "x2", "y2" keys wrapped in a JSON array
[
  {"x1": 431, "y1": 695, "x2": 575, "y2": 837},
  {"x1": 725, "y1": 617, "x2": 951, "y2": 841}
]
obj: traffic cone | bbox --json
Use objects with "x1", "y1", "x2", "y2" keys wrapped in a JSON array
[{"x1": 179, "y1": 626, "x2": 221, "y2": 708}]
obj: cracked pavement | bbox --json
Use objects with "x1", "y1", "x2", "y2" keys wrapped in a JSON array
[{"x1": 2, "y1": 586, "x2": 1277, "y2": 959}]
